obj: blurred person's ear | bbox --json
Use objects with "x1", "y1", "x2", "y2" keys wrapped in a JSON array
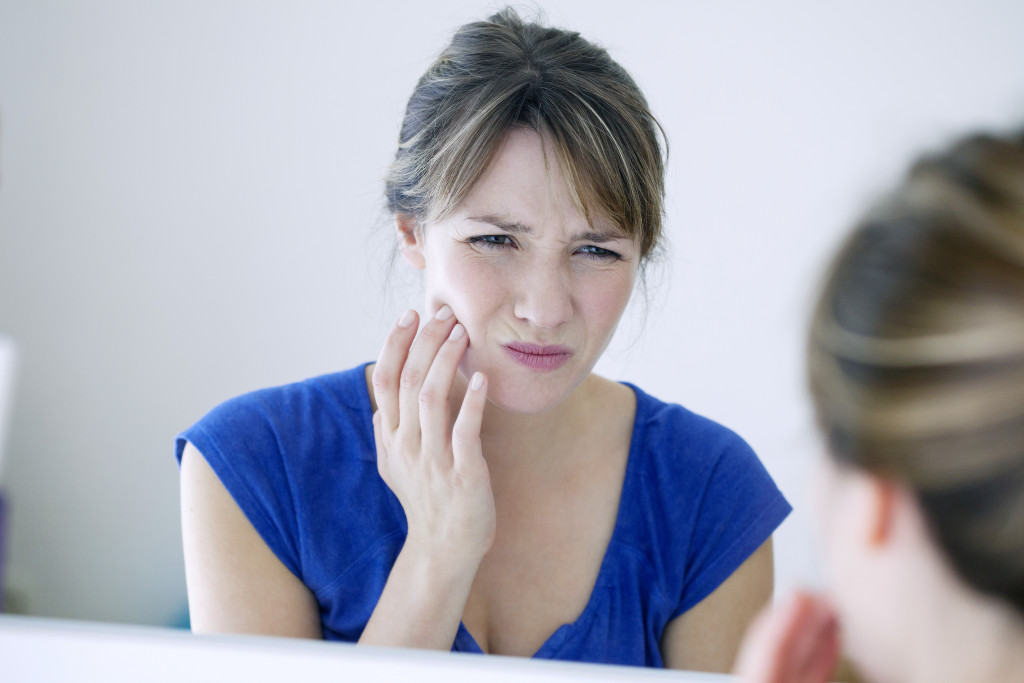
[
  {"x1": 397, "y1": 214, "x2": 426, "y2": 270},
  {"x1": 863, "y1": 476, "x2": 900, "y2": 549},
  {"x1": 830, "y1": 468, "x2": 901, "y2": 554},
  {"x1": 858, "y1": 475, "x2": 940, "y2": 560}
]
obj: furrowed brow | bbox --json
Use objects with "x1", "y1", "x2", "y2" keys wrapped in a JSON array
[
  {"x1": 572, "y1": 230, "x2": 628, "y2": 243},
  {"x1": 467, "y1": 215, "x2": 628, "y2": 244},
  {"x1": 466, "y1": 215, "x2": 533, "y2": 235}
]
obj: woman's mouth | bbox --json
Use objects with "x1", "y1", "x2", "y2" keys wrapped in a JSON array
[{"x1": 503, "y1": 342, "x2": 572, "y2": 371}]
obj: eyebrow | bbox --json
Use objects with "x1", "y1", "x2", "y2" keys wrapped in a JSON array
[{"x1": 466, "y1": 214, "x2": 627, "y2": 243}]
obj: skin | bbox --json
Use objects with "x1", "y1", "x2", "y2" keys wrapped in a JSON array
[
  {"x1": 734, "y1": 456, "x2": 1024, "y2": 683},
  {"x1": 180, "y1": 127, "x2": 774, "y2": 670}
]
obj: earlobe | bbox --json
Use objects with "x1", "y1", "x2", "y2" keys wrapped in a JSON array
[
  {"x1": 865, "y1": 476, "x2": 899, "y2": 548},
  {"x1": 396, "y1": 213, "x2": 426, "y2": 270}
]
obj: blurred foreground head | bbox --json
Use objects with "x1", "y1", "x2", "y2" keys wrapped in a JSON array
[{"x1": 809, "y1": 128, "x2": 1024, "y2": 614}]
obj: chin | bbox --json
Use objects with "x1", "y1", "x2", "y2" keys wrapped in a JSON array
[
  {"x1": 501, "y1": 364, "x2": 596, "y2": 413},
  {"x1": 459, "y1": 340, "x2": 595, "y2": 414},
  {"x1": 461, "y1": 363, "x2": 577, "y2": 415},
  {"x1": 485, "y1": 385, "x2": 568, "y2": 415}
]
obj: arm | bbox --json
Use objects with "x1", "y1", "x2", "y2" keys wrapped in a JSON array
[
  {"x1": 180, "y1": 435, "x2": 481, "y2": 645},
  {"x1": 181, "y1": 307, "x2": 491, "y2": 648},
  {"x1": 661, "y1": 538, "x2": 775, "y2": 672},
  {"x1": 179, "y1": 441, "x2": 322, "y2": 637},
  {"x1": 356, "y1": 307, "x2": 495, "y2": 650},
  {"x1": 355, "y1": 487, "x2": 481, "y2": 649}
]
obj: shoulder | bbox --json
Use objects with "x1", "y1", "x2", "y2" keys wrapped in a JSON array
[
  {"x1": 173, "y1": 363, "x2": 382, "y2": 583},
  {"x1": 625, "y1": 383, "x2": 788, "y2": 517},
  {"x1": 175, "y1": 363, "x2": 375, "y2": 467},
  {"x1": 208, "y1": 363, "x2": 371, "y2": 425},
  {"x1": 618, "y1": 384, "x2": 790, "y2": 618},
  {"x1": 626, "y1": 383, "x2": 757, "y2": 481}
]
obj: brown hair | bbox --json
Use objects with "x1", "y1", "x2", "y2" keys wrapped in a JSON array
[
  {"x1": 808, "y1": 128, "x2": 1024, "y2": 612},
  {"x1": 384, "y1": 7, "x2": 667, "y2": 262}
]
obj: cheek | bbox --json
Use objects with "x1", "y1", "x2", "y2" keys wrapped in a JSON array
[
  {"x1": 815, "y1": 460, "x2": 853, "y2": 576},
  {"x1": 426, "y1": 255, "x2": 507, "y2": 326},
  {"x1": 810, "y1": 457, "x2": 834, "y2": 549},
  {"x1": 577, "y1": 272, "x2": 634, "y2": 327},
  {"x1": 815, "y1": 464, "x2": 900, "y2": 679},
  {"x1": 815, "y1": 462, "x2": 880, "y2": 628}
]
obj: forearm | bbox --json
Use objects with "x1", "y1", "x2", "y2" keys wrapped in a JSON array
[
  {"x1": 358, "y1": 544, "x2": 481, "y2": 650},
  {"x1": 362, "y1": 309, "x2": 493, "y2": 650}
]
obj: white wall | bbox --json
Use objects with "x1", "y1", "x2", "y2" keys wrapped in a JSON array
[{"x1": 0, "y1": 0, "x2": 1022, "y2": 626}]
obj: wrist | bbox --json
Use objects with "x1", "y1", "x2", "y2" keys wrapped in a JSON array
[
  {"x1": 359, "y1": 540, "x2": 482, "y2": 650},
  {"x1": 397, "y1": 535, "x2": 486, "y2": 587}
]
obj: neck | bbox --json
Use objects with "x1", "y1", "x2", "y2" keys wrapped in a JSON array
[{"x1": 900, "y1": 564, "x2": 1024, "y2": 683}]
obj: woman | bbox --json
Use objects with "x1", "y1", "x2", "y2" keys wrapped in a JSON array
[
  {"x1": 177, "y1": 9, "x2": 790, "y2": 670},
  {"x1": 736, "y1": 129, "x2": 1024, "y2": 682}
]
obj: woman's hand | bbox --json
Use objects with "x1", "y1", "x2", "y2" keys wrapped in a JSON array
[
  {"x1": 371, "y1": 305, "x2": 496, "y2": 568},
  {"x1": 733, "y1": 590, "x2": 841, "y2": 683}
]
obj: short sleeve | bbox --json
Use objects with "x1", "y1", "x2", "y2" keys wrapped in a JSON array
[
  {"x1": 673, "y1": 432, "x2": 791, "y2": 617},
  {"x1": 175, "y1": 391, "x2": 303, "y2": 579}
]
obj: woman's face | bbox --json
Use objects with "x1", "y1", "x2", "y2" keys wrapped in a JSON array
[{"x1": 401, "y1": 128, "x2": 639, "y2": 414}]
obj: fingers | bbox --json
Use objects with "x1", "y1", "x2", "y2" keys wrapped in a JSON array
[
  {"x1": 452, "y1": 372, "x2": 487, "y2": 470},
  {"x1": 418, "y1": 323, "x2": 470, "y2": 453},
  {"x1": 790, "y1": 595, "x2": 839, "y2": 683},
  {"x1": 372, "y1": 410, "x2": 388, "y2": 475},
  {"x1": 397, "y1": 305, "x2": 458, "y2": 441},
  {"x1": 768, "y1": 592, "x2": 819, "y2": 680},
  {"x1": 372, "y1": 309, "x2": 419, "y2": 432}
]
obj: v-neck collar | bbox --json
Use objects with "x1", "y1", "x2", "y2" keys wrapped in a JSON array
[{"x1": 452, "y1": 382, "x2": 647, "y2": 658}]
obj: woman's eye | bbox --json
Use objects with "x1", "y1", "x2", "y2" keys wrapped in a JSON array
[
  {"x1": 468, "y1": 235, "x2": 515, "y2": 249},
  {"x1": 576, "y1": 245, "x2": 622, "y2": 261}
]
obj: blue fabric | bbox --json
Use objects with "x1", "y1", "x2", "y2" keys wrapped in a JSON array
[{"x1": 175, "y1": 363, "x2": 791, "y2": 667}]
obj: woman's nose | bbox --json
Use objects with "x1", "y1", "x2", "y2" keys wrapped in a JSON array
[{"x1": 512, "y1": 259, "x2": 573, "y2": 329}]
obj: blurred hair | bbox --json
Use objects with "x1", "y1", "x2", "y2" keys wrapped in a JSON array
[
  {"x1": 384, "y1": 7, "x2": 667, "y2": 263},
  {"x1": 809, "y1": 128, "x2": 1024, "y2": 613}
]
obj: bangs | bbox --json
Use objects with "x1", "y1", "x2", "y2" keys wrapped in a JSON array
[
  {"x1": 410, "y1": 80, "x2": 664, "y2": 257},
  {"x1": 540, "y1": 99, "x2": 661, "y2": 251},
  {"x1": 386, "y1": 8, "x2": 665, "y2": 261}
]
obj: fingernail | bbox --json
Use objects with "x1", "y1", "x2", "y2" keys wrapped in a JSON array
[
  {"x1": 435, "y1": 305, "x2": 453, "y2": 320},
  {"x1": 470, "y1": 372, "x2": 484, "y2": 391},
  {"x1": 449, "y1": 324, "x2": 465, "y2": 340},
  {"x1": 397, "y1": 309, "x2": 416, "y2": 328}
]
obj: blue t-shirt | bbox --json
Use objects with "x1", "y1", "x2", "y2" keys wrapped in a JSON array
[{"x1": 175, "y1": 363, "x2": 790, "y2": 667}]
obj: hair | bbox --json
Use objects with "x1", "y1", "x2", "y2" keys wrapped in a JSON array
[
  {"x1": 384, "y1": 7, "x2": 667, "y2": 263},
  {"x1": 808, "y1": 128, "x2": 1024, "y2": 614}
]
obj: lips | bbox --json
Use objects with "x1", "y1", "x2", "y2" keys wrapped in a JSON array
[{"x1": 503, "y1": 341, "x2": 572, "y2": 371}]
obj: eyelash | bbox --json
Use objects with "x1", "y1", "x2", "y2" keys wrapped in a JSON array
[{"x1": 466, "y1": 235, "x2": 622, "y2": 261}]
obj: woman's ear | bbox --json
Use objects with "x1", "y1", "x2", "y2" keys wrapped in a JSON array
[{"x1": 396, "y1": 213, "x2": 426, "y2": 270}]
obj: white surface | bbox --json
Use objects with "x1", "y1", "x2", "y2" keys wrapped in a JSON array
[
  {"x1": 0, "y1": 0, "x2": 1022, "y2": 625},
  {"x1": 0, "y1": 616, "x2": 733, "y2": 683}
]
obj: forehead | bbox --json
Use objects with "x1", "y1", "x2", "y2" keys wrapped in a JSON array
[{"x1": 454, "y1": 128, "x2": 625, "y2": 237}]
